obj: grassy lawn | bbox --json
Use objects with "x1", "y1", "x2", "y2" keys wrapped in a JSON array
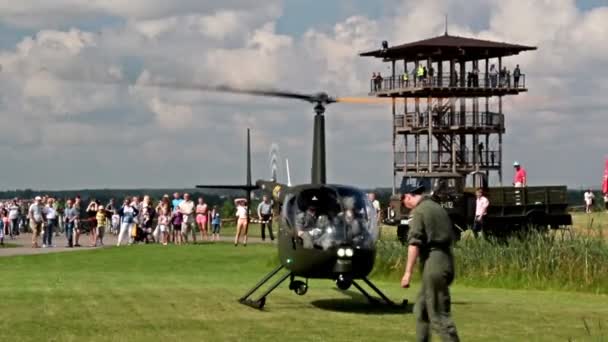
[
  {"x1": 572, "y1": 211, "x2": 608, "y2": 238},
  {"x1": 84, "y1": 210, "x2": 608, "y2": 244},
  {"x1": 1, "y1": 244, "x2": 608, "y2": 341}
]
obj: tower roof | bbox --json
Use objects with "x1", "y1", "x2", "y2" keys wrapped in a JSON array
[{"x1": 359, "y1": 34, "x2": 536, "y2": 62}]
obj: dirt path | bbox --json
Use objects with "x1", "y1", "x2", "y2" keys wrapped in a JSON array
[{"x1": 0, "y1": 233, "x2": 272, "y2": 258}]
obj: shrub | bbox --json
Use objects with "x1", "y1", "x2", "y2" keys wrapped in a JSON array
[{"x1": 371, "y1": 228, "x2": 608, "y2": 294}]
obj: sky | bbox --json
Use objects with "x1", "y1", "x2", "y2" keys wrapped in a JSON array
[{"x1": 0, "y1": 0, "x2": 607, "y2": 191}]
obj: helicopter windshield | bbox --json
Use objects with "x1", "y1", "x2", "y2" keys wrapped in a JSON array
[{"x1": 283, "y1": 186, "x2": 378, "y2": 251}]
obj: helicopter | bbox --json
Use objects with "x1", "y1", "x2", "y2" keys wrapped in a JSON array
[
  {"x1": 195, "y1": 90, "x2": 407, "y2": 310},
  {"x1": 1, "y1": 64, "x2": 404, "y2": 309}
]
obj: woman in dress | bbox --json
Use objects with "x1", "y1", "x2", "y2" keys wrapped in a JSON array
[
  {"x1": 157, "y1": 207, "x2": 170, "y2": 246},
  {"x1": 234, "y1": 198, "x2": 249, "y2": 246},
  {"x1": 85, "y1": 200, "x2": 99, "y2": 247},
  {"x1": 117, "y1": 198, "x2": 138, "y2": 246},
  {"x1": 195, "y1": 197, "x2": 209, "y2": 241}
]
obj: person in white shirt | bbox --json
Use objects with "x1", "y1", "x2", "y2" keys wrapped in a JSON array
[
  {"x1": 178, "y1": 193, "x2": 196, "y2": 243},
  {"x1": 111, "y1": 211, "x2": 120, "y2": 235},
  {"x1": 234, "y1": 198, "x2": 249, "y2": 246},
  {"x1": 28, "y1": 196, "x2": 44, "y2": 248},
  {"x1": 43, "y1": 198, "x2": 58, "y2": 248},
  {"x1": 604, "y1": 193, "x2": 608, "y2": 212},
  {"x1": 8, "y1": 199, "x2": 20, "y2": 238},
  {"x1": 117, "y1": 198, "x2": 139, "y2": 246},
  {"x1": 368, "y1": 193, "x2": 381, "y2": 223},
  {"x1": 473, "y1": 188, "x2": 490, "y2": 237},
  {"x1": 584, "y1": 190, "x2": 595, "y2": 214}
]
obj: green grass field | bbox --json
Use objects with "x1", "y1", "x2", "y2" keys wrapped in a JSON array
[{"x1": 1, "y1": 243, "x2": 608, "y2": 341}]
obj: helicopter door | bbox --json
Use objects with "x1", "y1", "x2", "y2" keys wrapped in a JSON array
[{"x1": 290, "y1": 188, "x2": 342, "y2": 250}]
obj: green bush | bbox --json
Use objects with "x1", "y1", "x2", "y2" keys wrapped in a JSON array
[{"x1": 371, "y1": 229, "x2": 608, "y2": 294}]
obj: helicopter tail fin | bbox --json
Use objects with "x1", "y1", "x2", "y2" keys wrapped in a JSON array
[
  {"x1": 286, "y1": 158, "x2": 292, "y2": 187},
  {"x1": 196, "y1": 128, "x2": 257, "y2": 199},
  {"x1": 246, "y1": 128, "x2": 252, "y2": 187}
]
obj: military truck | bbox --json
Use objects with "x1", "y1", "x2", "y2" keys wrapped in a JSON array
[{"x1": 383, "y1": 172, "x2": 572, "y2": 244}]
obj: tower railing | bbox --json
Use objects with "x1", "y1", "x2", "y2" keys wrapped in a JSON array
[
  {"x1": 394, "y1": 150, "x2": 500, "y2": 168},
  {"x1": 370, "y1": 72, "x2": 526, "y2": 93},
  {"x1": 394, "y1": 111, "x2": 504, "y2": 130}
]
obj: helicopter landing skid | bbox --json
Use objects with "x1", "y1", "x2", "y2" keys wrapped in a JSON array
[
  {"x1": 351, "y1": 277, "x2": 408, "y2": 307},
  {"x1": 238, "y1": 264, "x2": 292, "y2": 310}
]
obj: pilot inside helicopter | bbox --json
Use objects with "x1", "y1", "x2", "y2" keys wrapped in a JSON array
[
  {"x1": 291, "y1": 187, "x2": 376, "y2": 251},
  {"x1": 295, "y1": 198, "x2": 320, "y2": 248}
]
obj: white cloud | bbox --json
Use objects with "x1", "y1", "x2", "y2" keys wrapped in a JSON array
[
  {"x1": 149, "y1": 97, "x2": 194, "y2": 131},
  {"x1": 0, "y1": 0, "x2": 606, "y2": 189},
  {"x1": 0, "y1": 1, "x2": 282, "y2": 27}
]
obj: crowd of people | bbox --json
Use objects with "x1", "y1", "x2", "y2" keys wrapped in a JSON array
[
  {"x1": 371, "y1": 64, "x2": 523, "y2": 91},
  {"x1": 0, "y1": 192, "x2": 384, "y2": 248},
  {"x1": 0, "y1": 193, "x2": 236, "y2": 248}
]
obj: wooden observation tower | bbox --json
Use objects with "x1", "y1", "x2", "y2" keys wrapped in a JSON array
[{"x1": 360, "y1": 32, "x2": 536, "y2": 193}]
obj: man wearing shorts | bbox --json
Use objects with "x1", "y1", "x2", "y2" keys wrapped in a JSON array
[
  {"x1": 257, "y1": 195, "x2": 274, "y2": 241},
  {"x1": 28, "y1": 196, "x2": 44, "y2": 248},
  {"x1": 179, "y1": 193, "x2": 196, "y2": 243}
]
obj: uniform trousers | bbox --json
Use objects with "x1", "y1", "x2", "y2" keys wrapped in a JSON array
[{"x1": 415, "y1": 251, "x2": 460, "y2": 342}]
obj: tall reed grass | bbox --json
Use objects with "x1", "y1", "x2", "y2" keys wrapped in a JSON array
[{"x1": 372, "y1": 221, "x2": 608, "y2": 294}]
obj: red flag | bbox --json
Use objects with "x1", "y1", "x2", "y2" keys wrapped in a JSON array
[{"x1": 603, "y1": 159, "x2": 608, "y2": 194}]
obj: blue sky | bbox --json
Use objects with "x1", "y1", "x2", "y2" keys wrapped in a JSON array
[
  {"x1": 0, "y1": 0, "x2": 607, "y2": 190},
  {"x1": 276, "y1": 0, "x2": 387, "y2": 36},
  {"x1": 577, "y1": 0, "x2": 606, "y2": 10},
  {"x1": 276, "y1": 0, "x2": 606, "y2": 36}
]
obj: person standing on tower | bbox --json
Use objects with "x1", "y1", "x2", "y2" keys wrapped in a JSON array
[
  {"x1": 513, "y1": 64, "x2": 521, "y2": 88},
  {"x1": 513, "y1": 161, "x2": 527, "y2": 187},
  {"x1": 416, "y1": 64, "x2": 424, "y2": 86},
  {"x1": 489, "y1": 64, "x2": 498, "y2": 88}
]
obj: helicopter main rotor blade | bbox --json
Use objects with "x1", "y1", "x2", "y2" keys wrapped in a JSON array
[
  {"x1": 26, "y1": 67, "x2": 318, "y2": 103},
  {"x1": 335, "y1": 97, "x2": 393, "y2": 104},
  {"x1": 155, "y1": 82, "x2": 317, "y2": 103}
]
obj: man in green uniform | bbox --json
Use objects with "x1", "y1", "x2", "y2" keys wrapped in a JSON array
[{"x1": 400, "y1": 182, "x2": 460, "y2": 342}]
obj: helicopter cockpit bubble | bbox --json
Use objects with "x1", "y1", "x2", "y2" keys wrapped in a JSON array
[{"x1": 286, "y1": 186, "x2": 378, "y2": 251}]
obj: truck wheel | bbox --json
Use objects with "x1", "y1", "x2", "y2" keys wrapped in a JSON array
[{"x1": 526, "y1": 212, "x2": 548, "y2": 235}]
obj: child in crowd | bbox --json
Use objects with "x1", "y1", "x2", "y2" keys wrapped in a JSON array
[
  {"x1": 95, "y1": 206, "x2": 106, "y2": 246},
  {"x1": 171, "y1": 209, "x2": 183, "y2": 245},
  {"x1": 111, "y1": 210, "x2": 120, "y2": 235},
  {"x1": 157, "y1": 207, "x2": 170, "y2": 245},
  {"x1": 141, "y1": 206, "x2": 154, "y2": 243},
  {"x1": 211, "y1": 205, "x2": 221, "y2": 241}
]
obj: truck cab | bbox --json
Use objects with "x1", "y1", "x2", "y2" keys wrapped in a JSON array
[{"x1": 385, "y1": 173, "x2": 472, "y2": 243}]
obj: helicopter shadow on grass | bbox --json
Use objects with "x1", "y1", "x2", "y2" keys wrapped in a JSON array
[{"x1": 310, "y1": 288, "x2": 414, "y2": 315}]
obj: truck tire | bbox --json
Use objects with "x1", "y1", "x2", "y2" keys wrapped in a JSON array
[
  {"x1": 397, "y1": 225, "x2": 408, "y2": 245},
  {"x1": 526, "y1": 211, "x2": 548, "y2": 235}
]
